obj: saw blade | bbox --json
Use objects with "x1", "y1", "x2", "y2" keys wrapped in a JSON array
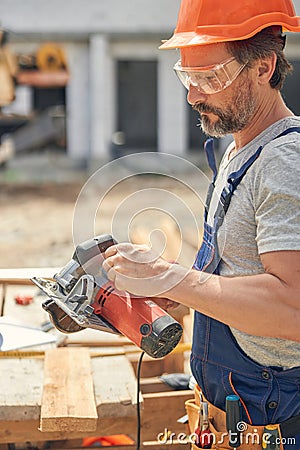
[{"x1": 31, "y1": 276, "x2": 119, "y2": 335}]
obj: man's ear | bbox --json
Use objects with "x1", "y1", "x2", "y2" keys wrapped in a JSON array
[{"x1": 257, "y1": 53, "x2": 277, "y2": 85}]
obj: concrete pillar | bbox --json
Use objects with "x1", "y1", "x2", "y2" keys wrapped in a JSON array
[
  {"x1": 157, "y1": 50, "x2": 187, "y2": 155},
  {"x1": 65, "y1": 42, "x2": 90, "y2": 162},
  {"x1": 3, "y1": 85, "x2": 33, "y2": 116},
  {"x1": 89, "y1": 34, "x2": 114, "y2": 162}
]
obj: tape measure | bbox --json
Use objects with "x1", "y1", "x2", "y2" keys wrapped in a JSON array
[
  {"x1": 0, "y1": 349, "x2": 138, "y2": 359},
  {"x1": 0, "y1": 350, "x2": 45, "y2": 358},
  {"x1": 0, "y1": 349, "x2": 128, "y2": 359},
  {"x1": 0, "y1": 342, "x2": 192, "y2": 359}
]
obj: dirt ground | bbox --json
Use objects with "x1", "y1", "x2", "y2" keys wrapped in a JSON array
[
  {"x1": 0, "y1": 172, "x2": 207, "y2": 269},
  {"x1": 0, "y1": 182, "x2": 82, "y2": 268}
]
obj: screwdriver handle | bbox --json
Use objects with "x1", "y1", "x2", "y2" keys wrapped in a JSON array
[
  {"x1": 262, "y1": 425, "x2": 280, "y2": 450},
  {"x1": 226, "y1": 395, "x2": 241, "y2": 448}
]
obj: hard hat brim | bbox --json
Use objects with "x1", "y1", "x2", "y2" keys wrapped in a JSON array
[{"x1": 159, "y1": 12, "x2": 300, "y2": 49}]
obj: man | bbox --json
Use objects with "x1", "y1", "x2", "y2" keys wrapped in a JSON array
[{"x1": 103, "y1": 1, "x2": 300, "y2": 448}]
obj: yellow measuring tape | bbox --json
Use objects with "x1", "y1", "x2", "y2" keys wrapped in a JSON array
[
  {"x1": 0, "y1": 350, "x2": 45, "y2": 358},
  {"x1": 0, "y1": 342, "x2": 192, "y2": 359}
]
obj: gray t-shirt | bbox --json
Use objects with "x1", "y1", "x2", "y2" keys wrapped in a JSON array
[{"x1": 209, "y1": 116, "x2": 300, "y2": 368}]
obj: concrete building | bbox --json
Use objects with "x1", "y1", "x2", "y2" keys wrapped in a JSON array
[{"x1": 1, "y1": 0, "x2": 300, "y2": 166}]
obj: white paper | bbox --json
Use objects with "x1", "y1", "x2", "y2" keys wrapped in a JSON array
[{"x1": 0, "y1": 317, "x2": 57, "y2": 351}]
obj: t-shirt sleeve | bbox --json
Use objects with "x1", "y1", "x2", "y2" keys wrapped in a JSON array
[{"x1": 253, "y1": 139, "x2": 300, "y2": 254}]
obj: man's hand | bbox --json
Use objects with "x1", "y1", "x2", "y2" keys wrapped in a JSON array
[{"x1": 102, "y1": 242, "x2": 188, "y2": 297}]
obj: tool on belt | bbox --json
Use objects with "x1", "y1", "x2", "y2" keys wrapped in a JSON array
[
  {"x1": 226, "y1": 395, "x2": 242, "y2": 448},
  {"x1": 194, "y1": 391, "x2": 212, "y2": 448},
  {"x1": 31, "y1": 234, "x2": 183, "y2": 359},
  {"x1": 262, "y1": 425, "x2": 280, "y2": 450}
]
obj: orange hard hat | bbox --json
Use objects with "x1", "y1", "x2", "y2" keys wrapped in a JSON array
[{"x1": 160, "y1": 0, "x2": 300, "y2": 49}]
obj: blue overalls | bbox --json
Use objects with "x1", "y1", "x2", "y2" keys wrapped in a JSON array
[{"x1": 191, "y1": 129, "x2": 300, "y2": 448}]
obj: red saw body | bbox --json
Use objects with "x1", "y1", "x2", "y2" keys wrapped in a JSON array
[{"x1": 32, "y1": 234, "x2": 182, "y2": 358}]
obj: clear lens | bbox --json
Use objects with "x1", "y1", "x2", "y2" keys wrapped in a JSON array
[{"x1": 174, "y1": 57, "x2": 247, "y2": 94}]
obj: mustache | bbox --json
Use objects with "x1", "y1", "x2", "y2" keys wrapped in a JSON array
[{"x1": 192, "y1": 103, "x2": 224, "y2": 116}]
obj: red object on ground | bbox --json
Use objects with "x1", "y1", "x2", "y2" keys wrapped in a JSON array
[
  {"x1": 14, "y1": 295, "x2": 33, "y2": 305},
  {"x1": 82, "y1": 434, "x2": 135, "y2": 447}
]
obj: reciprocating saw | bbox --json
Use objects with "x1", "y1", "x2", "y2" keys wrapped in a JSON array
[{"x1": 32, "y1": 234, "x2": 183, "y2": 358}]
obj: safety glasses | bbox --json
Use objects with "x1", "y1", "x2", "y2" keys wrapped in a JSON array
[{"x1": 173, "y1": 57, "x2": 247, "y2": 94}]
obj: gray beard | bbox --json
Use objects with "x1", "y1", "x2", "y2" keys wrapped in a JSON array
[{"x1": 193, "y1": 80, "x2": 257, "y2": 138}]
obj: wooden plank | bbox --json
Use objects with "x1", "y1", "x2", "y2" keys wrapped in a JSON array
[
  {"x1": 141, "y1": 391, "x2": 193, "y2": 442},
  {"x1": 0, "y1": 267, "x2": 59, "y2": 285},
  {"x1": 0, "y1": 284, "x2": 6, "y2": 316},
  {"x1": 65, "y1": 328, "x2": 132, "y2": 347},
  {"x1": 0, "y1": 390, "x2": 193, "y2": 444},
  {"x1": 0, "y1": 354, "x2": 138, "y2": 423},
  {"x1": 127, "y1": 345, "x2": 190, "y2": 379},
  {"x1": 0, "y1": 417, "x2": 136, "y2": 444},
  {"x1": 0, "y1": 445, "x2": 9, "y2": 450},
  {"x1": 140, "y1": 377, "x2": 172, "y2": 394},
  {"x1": 128, "y1": 343, "x2": 191, "y2": 377},
  {"x1": 92, "y1": 354, "x2": 138, "y2": 418},
  {"x1": 0, "y1": 358, "x2": 44, "y2": 420},
  {"x1": 128, "y1": 352, "x2": 165, "y2": 378},
  {"x1": 162, "y1": 346, "x2": 185, "y2": 375},
  {"x1": 40, "y1": 348, "x2": 98, "y2": 432}
]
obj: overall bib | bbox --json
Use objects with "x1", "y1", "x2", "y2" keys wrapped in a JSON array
[{"x1": 191, "y1": 129, "x2": 300, "y2": 449}]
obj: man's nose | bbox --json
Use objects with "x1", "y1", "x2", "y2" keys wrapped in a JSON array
[{"x1": 187, "y1": 84, "x2": 208, "y2": 105}]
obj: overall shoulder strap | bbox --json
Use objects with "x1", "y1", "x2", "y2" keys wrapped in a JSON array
[
  {"x1": 223, "y1": 126, "x2": 300, "y2": 212},
  {"x1": 208, "y1": 126, "x2": 300, "y2": 221},
  {"x1": 204, "y1": 138, "x2": 218, "y2": 181}
]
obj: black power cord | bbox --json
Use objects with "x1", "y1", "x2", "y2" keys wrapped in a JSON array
[{"x1": 136, "y1": 351, "x2": 145, "y2": 450}]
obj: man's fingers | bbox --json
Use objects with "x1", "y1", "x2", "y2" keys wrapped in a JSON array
[
  {"x1": 103, "y1": 245, "x2": 120, "y2": 273},
  {"x1": 106, "y1": 266, "x2": 117, "y2": 282},
  {"x1": 102, "y1": 257, "x2": 115, "y2": 273},
  {"x1": 104, "y1": 245, "x2": 118, "y2": 258}
]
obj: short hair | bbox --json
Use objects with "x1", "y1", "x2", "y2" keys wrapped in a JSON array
[{"x1": 226, "y1": 26, "x2": 293, "y2": 90}]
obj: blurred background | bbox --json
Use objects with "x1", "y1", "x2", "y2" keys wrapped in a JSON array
[{"x1": 0, "y1": 0, "x2": 299, "y2": 173}]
